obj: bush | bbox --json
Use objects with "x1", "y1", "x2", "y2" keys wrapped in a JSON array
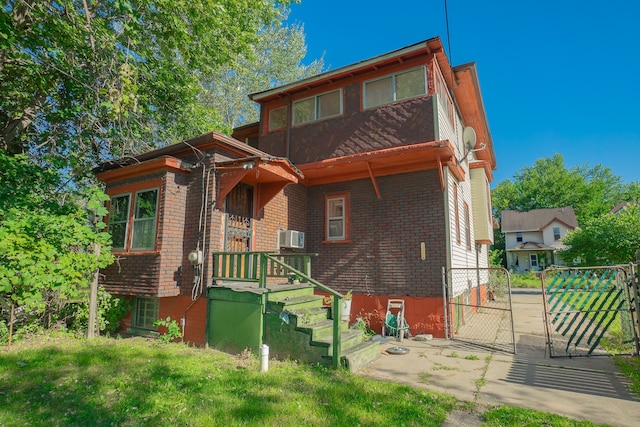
[{"x1": 62, "y1": 287, "x2": 131, "y2": 334}]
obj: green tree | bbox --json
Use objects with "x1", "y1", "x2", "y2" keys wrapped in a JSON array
[
  {"x1": 559, "y1": 204, "x2": 640, "y2": 266},
  {"x1": 491, "y1": 154, "x2": 639, "y2": 266},
  {"x1": 492, "y1": 154, "x2": 625, "y2": 225},
  {"x1": 1, "y1": 0, "x2": 291, "y2": 175},
  {"x1": 0, "y1": 153, "x2": 113, "y2": 340},
  {"x1": 200, "y1": 7, "x2": 324, "y2": 128}
]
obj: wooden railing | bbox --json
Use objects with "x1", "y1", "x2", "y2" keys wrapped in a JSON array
[{"x1": 211, "y1": 251, "x2": 344, "y2": 368}]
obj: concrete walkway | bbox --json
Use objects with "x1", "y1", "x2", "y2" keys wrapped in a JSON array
[{"x1": 359, "y1": 289, "x2": 640, "y2": 426}]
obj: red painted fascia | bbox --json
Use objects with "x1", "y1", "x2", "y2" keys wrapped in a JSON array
[{"x1": 96, "y1": 156, "x2": 191, "y2": 184}]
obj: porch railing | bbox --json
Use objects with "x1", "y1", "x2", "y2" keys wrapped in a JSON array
[{"x1": 211, "y1": 251, "x2": 344, "y2": 368}]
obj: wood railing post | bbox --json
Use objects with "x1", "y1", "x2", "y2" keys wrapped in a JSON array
[
  {"x1": 304, "y1": 255, "x2": 312, "y2": 277},
  {"x1": 259, "y1": 253, "x2": 268, "y2": 288},
  {"x1": 332, "y1": 295, "x2": 341, "y2": 369}
]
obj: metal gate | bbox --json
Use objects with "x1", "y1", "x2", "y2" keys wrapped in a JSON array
[
  {"x1": 443, "y1": 267, "x2": 516, "y2": 353},
  {"x1": 542, "y1": 265, "x2": 640, "y2": 357}
]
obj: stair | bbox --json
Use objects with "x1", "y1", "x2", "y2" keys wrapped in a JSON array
[{"x1": 264, "y1": 284, "x2": 380, "y2": 372}]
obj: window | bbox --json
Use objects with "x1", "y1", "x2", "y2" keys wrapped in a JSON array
[
  {"x1": 326, "y1": 194, "x2": 349, "y2": 241},
  {"x1": 464, "y1": 202, "x2": 471, "y2": 250},
  {"x1": 516, "y1": 232, "x2": 523, "y2": 243},
  {"x1": 131, "y1": 189, "x2": 158, "y2": 250},
  {"x1": 292, "y1": 89, "x2": 342, "y2": 125},
  {"x1": 108, "y1": 186, "x2": 159, "y2": 252},
  {"x1": 530, "y1": 254, "x2": 538, "y2": 268},
  {"x1": 133, "y1": 297, "x2": 159, "y2": 330},
  {"x1": 108, "y1": 194, "x2": 131, "y2": 251},
  {"x1": 435, "y1": 65, "x2": 454, "y2": 125},
  {"x1": 553, "y1": 227, "x2": 561, "y2": 241},
  {"x1": 364, "y1": 66, "x2": 426, "y2": 109},
  {"x1": 268, "y1": 105, "x2": 287, "y2": 131}
]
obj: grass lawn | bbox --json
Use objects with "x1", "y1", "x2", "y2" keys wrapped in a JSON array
[
  {"x1": 0, "y1": 334, "x2": 610, "y2": 426},
  {"x1": 509, "y1": 272, "x2": 542, "y2": 288}
]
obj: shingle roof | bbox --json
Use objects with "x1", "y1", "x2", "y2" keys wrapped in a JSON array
[{"x1": 501, "y1": 207, "x2": 579, "y2": 232}]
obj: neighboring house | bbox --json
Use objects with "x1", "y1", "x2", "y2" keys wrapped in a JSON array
[
  {"x1": 501, "y1": 207, "x2": 579, "y2": 273},
  {"x1": 95, "y1": 36, "x2": 496, "y2": 345}
]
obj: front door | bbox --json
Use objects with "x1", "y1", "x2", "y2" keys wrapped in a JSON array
[{"x1": 224, "y1": 184, "x2": 254, "y2": 252}]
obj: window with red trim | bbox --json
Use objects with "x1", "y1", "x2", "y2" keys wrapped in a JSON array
[
  {"x1": 325, "y1": 194, "x2": 349, "y2": 242},
  {"x1": 108, "y1": 187, "x2": 159, "y2": 252}
]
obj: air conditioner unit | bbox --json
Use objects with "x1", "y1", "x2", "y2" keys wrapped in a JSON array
[{"x1": 279, "y1": 229, "x2": 305, "y2": 249}]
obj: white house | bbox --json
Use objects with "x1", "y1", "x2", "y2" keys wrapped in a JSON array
[{"x1": 501, "y1": 207, "x2": 579, "y2": 272}]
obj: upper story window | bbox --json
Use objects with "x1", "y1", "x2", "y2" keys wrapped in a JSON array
[
  {"x1": 326, "y1": 194, "x2": 350, "y2": 242},
  {"x1": 292, "y1": 89, "x2": 342, "y2": 126},
  {"x1": 363, "y1": 66, "x2": 427, "y2": 109},
  {"x1": 108, "y1": 187, "x2": 159, "y2": 252},
  {"x1": 435, "y1": 65, "x2": 454, "y2": 125},
  {"x1": 553, "y1": 227, "x2": 561, "y2": 241},
  {"x1": 516, "y1": 232, "x2": 523, "y2": 243},
  {"x1": 268, "y1": 105, "x2": 287, "y2": 131}
]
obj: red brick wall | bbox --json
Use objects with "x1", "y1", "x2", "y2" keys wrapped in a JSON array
[
  {"x1": 254, "y1": 184, "x2": 308, "y2": 251},
  {"x1": 158, "y1": 295, "x2": 208, "y2": 345},
  {"x1": 306, "y1": 169, "x2": 446, "y2": 297}
]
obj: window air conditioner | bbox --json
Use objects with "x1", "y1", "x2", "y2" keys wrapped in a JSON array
[{"x1": 279, "y1": 230, "x2": 305, "y2": 249}]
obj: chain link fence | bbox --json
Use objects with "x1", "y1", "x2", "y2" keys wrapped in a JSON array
[{"x1": 443, "y1": 267, "x2": 515, "y2": 353}]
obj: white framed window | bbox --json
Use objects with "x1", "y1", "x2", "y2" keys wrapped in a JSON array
[
  {"x1": 363, "y1": 66, "x2": 427, "y2": 109},
  {"x1": 326, "y1": 194, "x2": 349, "y2": 241},
  {"x1": 268, "y1": 105, "x2": 287, "y2": 131},
  {"x1": 553, "y1": 227, "x2": 561, "y2": 241},
  {"x1": 292, "y1": 89, "x2": 342, "y2": 125},
  {"x1": 133, "y1": 297, "x2": 159, "y2": 330},
  {"x1": 131, "y1": 188, "x2": 158, "y2": 251},
  {"x1": 108, "y1": 193, "x2": 131, "y2": 251},
  {"x1": 516, "y1": 232, "x2": 523, "y2": 243},
  {"x1": 530, "y1": 254, "x2": 538, "y2": 268}
]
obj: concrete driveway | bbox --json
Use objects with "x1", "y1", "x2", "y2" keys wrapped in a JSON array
[{"x1": 359, "y1": 289, "x2": 640, "y2": 426}]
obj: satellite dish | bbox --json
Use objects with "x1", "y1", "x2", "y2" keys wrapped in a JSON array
[{"x1": 462, "y1": 126, "x2": 477, "y2": 151}]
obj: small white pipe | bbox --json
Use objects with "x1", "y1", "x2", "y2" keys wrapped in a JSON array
[{"x1": 260, "y1": 344, "x2": 269, "y2": 372}]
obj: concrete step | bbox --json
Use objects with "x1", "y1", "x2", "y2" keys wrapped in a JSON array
[
  {"x1": 289, "y1": 307, "x2": 330, "y2": 327},
  {"x1": 266, "y1": 284, "x2": 315, "y2": 300},
  {"x1": 297, "y1": 319, "x2": 348, "y2": 341},
  {"x1": 269, "y1": 294, "x2": 325, "y2": 311},
  {"x1": 340, "y1": 340, "x2": 381, "y2": 372},
  {"x1": 314, "y1": 329, "x2": 366, "y2": 353}
]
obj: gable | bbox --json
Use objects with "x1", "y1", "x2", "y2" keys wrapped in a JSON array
[{"x1": 501, "y1": 207, "x2": 579, "y2": 232}]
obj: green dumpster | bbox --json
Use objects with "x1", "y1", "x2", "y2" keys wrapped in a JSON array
[{"x1": 207, "y1": 284, "x2": 266, "y2": 354}]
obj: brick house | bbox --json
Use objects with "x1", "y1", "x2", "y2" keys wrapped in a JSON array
[{"x1": 96, "y1": 36, "x2": 496, "y2": 345}]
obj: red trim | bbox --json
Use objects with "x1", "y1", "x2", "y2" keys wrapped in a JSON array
[
  {"x1": 97, "y1": 157, "x2": 190, "y2": 183},
  {"x1": 106, "y1": 179, "x2": 162, "y2": 253},
  {"x1": 324, "y1": 193, "x2": 350, "y2": 242}
]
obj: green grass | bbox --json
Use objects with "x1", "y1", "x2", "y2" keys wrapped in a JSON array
[
  {"x1": 483, "y1": 406, "x2": 607, "y2": 426},
  {"x1": 0, "y1": 334, "x2": 456, "y2": 426},
  {"x1": 0, "y1": 333, "x2": 614, "y2": 426},
  {"x1": 612, "y1": 355, "x2": 640, "y2": 396},
  {"x1": 510, "y1": 272, "x2": 542, "y2": 288}
]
